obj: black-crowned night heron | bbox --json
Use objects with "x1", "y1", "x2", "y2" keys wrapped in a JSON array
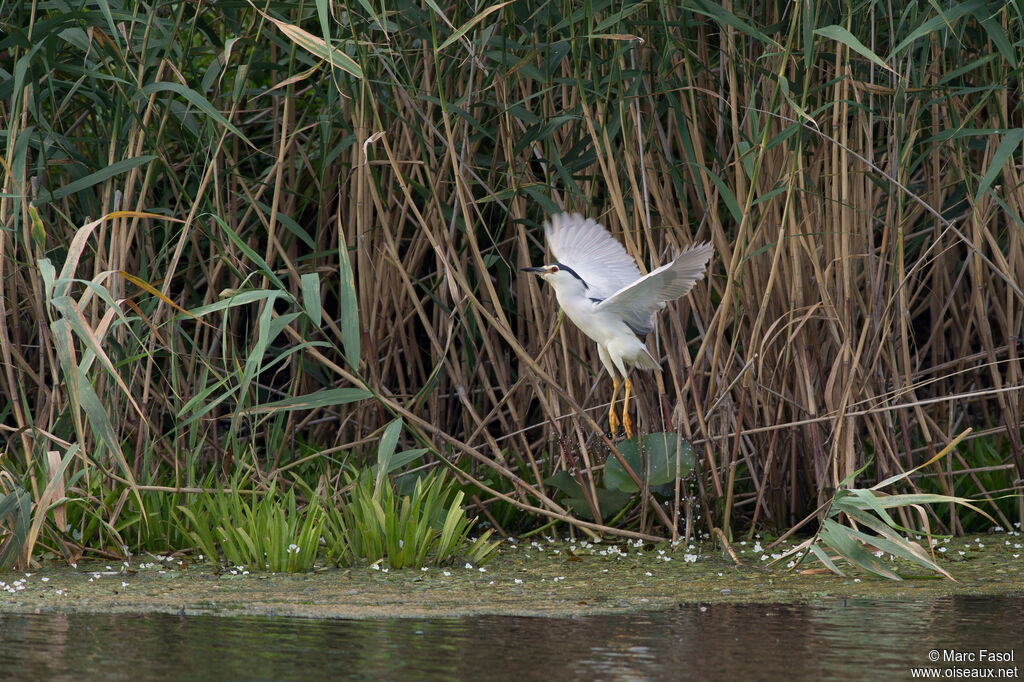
[{"x1": 522, "y1": 213, "x2": 713, "y2": 439}]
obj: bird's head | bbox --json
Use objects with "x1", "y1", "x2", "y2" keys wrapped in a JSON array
[{"x1": 521, "y1": 263, "x2": 589, "y2": 293}]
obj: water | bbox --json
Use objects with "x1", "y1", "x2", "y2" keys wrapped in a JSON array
[{"x1": 1, "y1": 597, "x2": 1020, "y2": 681}]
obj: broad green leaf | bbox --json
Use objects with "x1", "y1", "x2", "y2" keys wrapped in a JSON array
[
  {"x1": 842, "y1": 513, "x2": 953, "y2": 580},
  {"x1": 0, "y1": 487, "x2": 32, "y2": 570},
  {"x1": 373, "y1": 448, "x2": 429, "y2": 478},
  {"x1": 543, "y1": 471, "x2": 632, "y2": 522},
  {"x1": 49, "y1": 319, "x2": 138, "y2": 490},
  {"x1": 809, "y1": 543, "x2": 845, "y2": 576},
  {"x1": 975, "y1": 129, "x2": 1024, "y2": 201},
  {"x1": 140, "y1": 82, "x2": 255, "y2": 146},
  {"x1": 253, "y1": 4, "x2": 363, "y2": 78},
  {"x1": 210, "y1": 215, "x2": 287, "y2": 291},
  {"x1": 605, "y1": 432, "x2": 694, "y2": 493},
  {"x1": 977, "y1": 12, "x2": 1016, "y2": 67},
  {"x1": 23, "y1": 445, "x2": 80, "y2": 566},
  {"x1": 301, "y1": 272, "x2": 322, "y2": 327},
  {"x1": 688, "y1": 0, "x2": 776, "y2": 46},
  {"x1": 837, "y1": 458, "x2": 874, "y2": 488},
  {"x1": 33, "y1": 156, "x2": 156, "y2": 206},
  {"x1": 833, "y1": 487, "x2": 897, "y2": 528},
  {"x1": 861, "y1": 493, "x2": 996, "y2": 525},
  {"x1": 338, "y1": 236, "x2": 360, "y2": 368},
  {"x1": 251, "y1": 198, "x2": 316, "y2": 249},
  {"x1": 315, "y1": 0, "x2": 333, "y2": 58},
  {"x1": 815, "y1": 25, "x2": 893, "y2": 74},
  {"x1": 438, "y1": 2, "x2": 512, "y2": 51},
  {"x1": 185, "y1": 290, "x2": 281, "y2": 319},
  {"x1": 48, "y1": 295, "x2": 144, "y2": 419},
  {"x1": 38, "y1": 258, "x2": 56, "y2": 300},
  {"x1": 819, "y1": 519, "x2": 901, "y2": 580},
  {"x1": 436, "y1": 491, "x2": 466, "y2": 557},
  {"x1": 887, "y1": 0, "x2": 986, "y2": 59},
  {"x1": 243, "y1": 387, "x2": 371, "y2": 414},
  {"x1": 697, "y1": 164, "x2": 743, "y2": 225},
  {"x1": 521, "y1": 185, "x2": 563, "y2": 215},
  {"x1": 544, "y1": 470, "x2": 581, "y2": 496},
  {"x1": 591, "y1": 2, "x2": 648, "y2": 33},
  {"x1": 374, "y1": 419, "x2": 404, "y2": 496}
]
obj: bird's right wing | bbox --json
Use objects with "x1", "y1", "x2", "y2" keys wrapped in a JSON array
[
  {"x1": 595, "y1": 242, "x2": 714, "y2": 336},
  {"x1": 544, "y1": 213, "x2": 642, "y2": 300}
]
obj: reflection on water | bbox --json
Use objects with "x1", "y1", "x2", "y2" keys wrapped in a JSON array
[{"x1": 1, "y1": 597, "x2": 1020, "y2": 681}]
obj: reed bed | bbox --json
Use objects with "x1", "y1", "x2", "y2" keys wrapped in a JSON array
[{"x1": 1, "y1": 0, "x2": 1022, "y2": 561}]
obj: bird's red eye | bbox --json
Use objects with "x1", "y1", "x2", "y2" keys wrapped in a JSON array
[{"x1": 550, "y1": 265, "x2": 559, "y2": 273}]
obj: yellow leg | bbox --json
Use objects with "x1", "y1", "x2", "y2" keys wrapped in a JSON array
[
  {"x1": 608, "y1": 377, "x2": 620, "y2": 435},
  {"x1": 622, "y1": 377, "x2": 633, "y2": 439}
]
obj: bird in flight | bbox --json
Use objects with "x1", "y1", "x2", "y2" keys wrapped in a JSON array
[{"x1": 522, "y1": 213, "x2": 713, "y2": 439}]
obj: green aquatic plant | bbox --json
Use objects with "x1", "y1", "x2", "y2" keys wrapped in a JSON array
[
  {"x1": 59, "y1": 471, "x2": 201, "y2": 559},
  {"x1": 327, "y1": 468, "x2": 499, "y2": 570},
  {"x1": 545, "y1": 432, "x2": 694, "y2": 523},
  {"x1": 0, "y1": 449, "x2": 79, "y2": 571},
  {"x1": 914, "y1": 435, "x2": 1019, "y2": 533},
  {"x1": 142, "y1": 417, "x2": 499, "y2": 573},
  {"x1": 178, "y1": 481, "x2": 324, "y2": 573},
  {"x1": 320, "y1": 418, "x2": 499, "y2": 569},
  {"x1": 0, "y1": 484, "x2": 31, "y2": 571},
  {"x1": 773, "y1": 430, "x2": 996, "y2": 580}
]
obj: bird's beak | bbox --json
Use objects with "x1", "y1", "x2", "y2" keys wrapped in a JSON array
[{"x1": 520, "y1": 267, "x2": 544, "y2": 273}]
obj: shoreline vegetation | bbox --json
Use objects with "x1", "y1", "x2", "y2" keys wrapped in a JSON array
[{"x1": 1, "y1": 1, "x2": 1022, "y2": 579}]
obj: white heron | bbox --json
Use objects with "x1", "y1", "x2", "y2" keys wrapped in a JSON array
[{"x1": 522, "y1": 213, "x2": 713, "y2": 438}]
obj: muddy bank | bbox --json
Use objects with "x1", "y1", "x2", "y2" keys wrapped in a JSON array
[{"x1": 1, "y1": 535, "x2": 1021, "y2": 619}]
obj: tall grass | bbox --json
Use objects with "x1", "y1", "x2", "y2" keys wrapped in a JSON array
[{"x1": 1, "y1": 0, "x2": 1022, "y2": 561}]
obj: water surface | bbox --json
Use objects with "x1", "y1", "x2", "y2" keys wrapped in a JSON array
[{"x1": 2, "y1": 597, "x2": 1020, "y2": 681}]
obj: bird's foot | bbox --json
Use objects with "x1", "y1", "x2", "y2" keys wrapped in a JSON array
[
  {"x1": 621, "y1": 410, "x2": 633, "y2": 440},
  {"x1": 608, "y1": 410, "x2": 620, "y2": 438}
]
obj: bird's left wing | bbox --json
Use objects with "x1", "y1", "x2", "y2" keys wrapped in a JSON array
[
  {"x1": 595, "y1": 242, "x2": 714, "y2": 335},
  {"x1": 544, "y1": 213, "x2": 642, "y2": 300}
]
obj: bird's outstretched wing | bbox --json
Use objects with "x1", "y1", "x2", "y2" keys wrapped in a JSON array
[
  {"x1": 595, "y1": 242, "x2": 714, "y2": 336},
  {"x1": 544, "y1": 213, "x2": 642, "y2": 301}
]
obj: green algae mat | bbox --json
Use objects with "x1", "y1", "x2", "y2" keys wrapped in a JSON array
[{"x1": 2, "y1": 536, "x2": 1021, "y2": 619}]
